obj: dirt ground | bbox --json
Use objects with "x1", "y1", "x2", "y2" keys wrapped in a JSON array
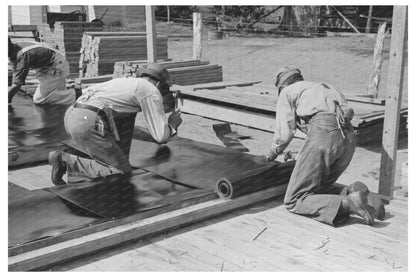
[{"x1": 159, "y1": 34, "x2": 408, "y2": 197}]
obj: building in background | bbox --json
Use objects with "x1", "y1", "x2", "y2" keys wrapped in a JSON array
[{"x1": 8, "y1": 5, "x2": 145, "y2": 27}]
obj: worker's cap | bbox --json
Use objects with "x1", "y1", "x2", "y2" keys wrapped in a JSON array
[
  {"x1": 136, "y1": 63, "x2": 169, "y2": 83},
  {"x1": 274, "y1": 65, "x2": 302, "y2": 88}
]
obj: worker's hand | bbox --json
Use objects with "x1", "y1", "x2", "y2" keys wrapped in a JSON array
[
  {"x1": 265, "y1": 149, "x2": 278, "y2": 162},
  {"x1": 283, "y1": 151, "x2": 295, "y2": 162},
  {"x1": 168, "y1": 110, "x2": 182, "y2": 130}
]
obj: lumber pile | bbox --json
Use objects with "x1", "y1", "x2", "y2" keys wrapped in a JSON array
[
  {"x1": 79, "y1": 32, "x2": 169, "y2": 78},
  {"x1": 172, "y1": 81, "x2": 408, "y2": 146},
  {"x1": 37, "y1": 21, "x2": 104, "y2": 74},
  {"x1": 113, "y1": 59, "x2": 223, "y2": 86}
]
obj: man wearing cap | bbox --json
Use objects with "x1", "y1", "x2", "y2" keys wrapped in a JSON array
[
  {"x1": 48, "y1": 63, "x2": 182, "y2": 186},
  {"x1": 266, "y1": 66, "x2": 380, "y2": 226},
  {"x1": 8, "y1": 38, "x2": 81, "y2": 105}
]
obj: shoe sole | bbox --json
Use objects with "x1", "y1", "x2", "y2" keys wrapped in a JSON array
[{"x1": 48, "y1": 151, "x2": 67, "y2": 186}]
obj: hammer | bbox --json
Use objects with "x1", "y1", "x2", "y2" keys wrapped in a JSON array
[{"x1": 283, "y1": 150, "x2": 298, "y2": 162}]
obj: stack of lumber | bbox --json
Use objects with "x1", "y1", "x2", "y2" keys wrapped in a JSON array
[
  {"x1": 37, "y1": 21, "x2": 104, "y2": 74},
  {"x1": 172, "y1": 81, "x2": 408, "y2": 146},
  {"x1": 79, "y1": 32, "x2": 169, "y2": 78},
  {"x1": 113, "y1": 59, "x2": 223, "y2": 86}
]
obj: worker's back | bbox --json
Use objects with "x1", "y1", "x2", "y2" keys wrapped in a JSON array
[
  {"x1": 78, "y1": 77, "x2": 161, "y2": 113},
  {"x1": 281, "y1": 81, "x2": 353, "y2": 119}
]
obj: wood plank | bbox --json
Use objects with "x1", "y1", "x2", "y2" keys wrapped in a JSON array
[
  {"x1": 365, "y1": 5, "x2": 374, "y2": 33},
  {"x1": 179, "y1": 97, "x2": 275, "y2": 131},
  {"x1": 379, "y1": 6, "x2": 408, "y2": 198},
  {"x1": 181, "y1": 89, "x2": 276, "y2": 112},
  {"x1": 9, "y1": 25, "x2": 38, "y2": 32},
  {"x1": 331, "y1": 6, "x2": 360, "y2": 33},
  {"x1": 77, "y1": 75, "x2": 113, "y2": 84},
  {"x1": 175, "y1": 80, "x2": 263, "y2": 91},
  {"x1": 150, "y1": 236, "x2": 247, "y2": 271},
  {"x1": 83, "y1": 32, "x2": 147, "y2": 37},
  {"x1": 146, "y1": 6, "x2": 157, "y2": 63},
  {"x1": 367, "y1": 22, "x2": 387, "y2": 97},
  {"x1": 347, "y1": 95, "x2": 386, "y2": 105},
  {"x1": 9, "y1": 189, "x2": 216, "y2": 257},
  {"x1": 8, "y1": 185, "x2": 288, "y2": 271},
  {"x1": 193, "y1": 12, "x2": 203, "y2": 60},
  {"x1": 254, "y1": 207, "x2": 406, "y2": 270},
  {"x1": 227, "y1": 217, "x2": 382, "y2": 270}
]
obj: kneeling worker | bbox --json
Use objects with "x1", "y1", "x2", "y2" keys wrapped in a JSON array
[
  {"x1": 48, "y1": 63, "x2": 182, "y2": 185},
  {"x1": 8, "y1": 37, "x2": 81, "y2": 105},
  {"x1": 266, "y1": 66, "x2": 377, "y2": 226}
]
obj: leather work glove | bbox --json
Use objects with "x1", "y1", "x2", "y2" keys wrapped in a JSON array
[
  {"x1": 168, "y1": 110, "x2": 182, "y2": 130},
  {"x1": 265, "y1": 149, "x2": 278, "y2": 162}
]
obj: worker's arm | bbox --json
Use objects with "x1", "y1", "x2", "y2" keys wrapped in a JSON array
[
  {"x1": 266, "y1": 90, "x2": 297, "y2": 161},
  {"x1": 140, "y1": 94, "x2": 182, "y2": 143},
  {"x1": 9, "y1": 54, "x2": 29, "y2": 103},
  {"x1": 8, "y1": 84, "x2": 22, "y2": 103}
]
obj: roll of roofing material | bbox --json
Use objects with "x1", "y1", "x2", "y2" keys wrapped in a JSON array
[{"x1": 215, "y1": 161, "x2": 295, "y2": 199}]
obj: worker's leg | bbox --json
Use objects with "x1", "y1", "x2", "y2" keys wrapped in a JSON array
[
  {"x1": 323, "y1": 130, "x2": 356, "y2": 187},
  {"x1": 284, "y1": 116, "x2": 349, "y2": 226},
  {"x1": 33, "y1": 54, "x2": 76, "y2": 106},
  {"x1": 63, "y1": 106, "x2": 133, "y2": 183}
]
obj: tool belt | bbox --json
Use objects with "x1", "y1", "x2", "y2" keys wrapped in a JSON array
[{"x1": 74, "y1": 102, "x2": 120, "y2": 141}]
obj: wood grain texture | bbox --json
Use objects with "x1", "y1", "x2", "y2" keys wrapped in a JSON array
[
  {"x1": 56, "y1": 197, "x2": 407, "y2": 271},
  {"x1": 9, "y1": 186, "x2": 287, "y2": 271},
  {"x1": 379, "y1": 6, "x2": 407, "y2": 198}
]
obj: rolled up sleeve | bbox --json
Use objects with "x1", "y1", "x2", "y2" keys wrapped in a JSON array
[
  {"x1": 271, "y1": 91, "x2": 297, "y2": 154},
  {"x1": 140, "y1": 94, "x2": 172, "y2": 143}
]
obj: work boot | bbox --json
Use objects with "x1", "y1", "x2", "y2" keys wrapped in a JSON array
[
  {"x1": 342, "y1": 191, "x2": 376, "y2": 226},
  {"x1": 367, "y1": 192, "x2": 386, "y2": 220},
  {"x1": 341, "y1": 181, "x2": 385, "y2": 220},
  {"x1": 48, "y1": 150, "x2": 68, "y2": 186},
  {"x1": 340, "y1": 181, "x2": 369, "y2": 197}
]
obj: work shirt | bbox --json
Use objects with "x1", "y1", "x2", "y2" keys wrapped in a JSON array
[
  {"x1": 11, "y1": 42, "x2": 55, "y2": 86},
  {"x1": 272, "y1": 81, "x2": 354, "y2": 155},
  {"x1": 77, "y1": 78, "x2": 172, "y2": 143}
]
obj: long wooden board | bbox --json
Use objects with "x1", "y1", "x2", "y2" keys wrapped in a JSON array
[
  {"x1": 8, "y1": 189, "x2": 216, "y2": 257},
  {"x1": 187, "y1": 80, "x2": 263, "y2": 91},
  {"x1": 9, "y1": 185, "x2": 288, "y2": 271}
]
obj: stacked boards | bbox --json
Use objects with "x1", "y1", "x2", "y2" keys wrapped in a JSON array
[
  {"x1": 37, "y1": 21, "x2": 104, "y2": 74},
  {"x1": 172, "y1": 81, "x2": 408, "y2": 146},
  {"x1": 113, "y1": 59, "x2": 223, "y2": 86},
  {"x1": 79, "y1": 32, "x2": 169, "y2": 78}
]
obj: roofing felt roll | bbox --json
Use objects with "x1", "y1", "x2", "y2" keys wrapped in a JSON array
[{"x1": 216, "y1": 162, "x2": 295, "y2": 199}]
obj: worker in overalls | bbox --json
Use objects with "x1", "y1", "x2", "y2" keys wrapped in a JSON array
[
  {"x1": 48, "y1": 63, "x2": 182, "y2": 186},
  {"x1": 266, "y1": 66, "x2": 378, "y2": 226},
  {"x1": 8, "y1": 37, "x2": 81, "y2": 105}
]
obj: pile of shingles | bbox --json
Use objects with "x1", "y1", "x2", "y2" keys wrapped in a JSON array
[
  {"x1": 113, "y1": 59, "x2": 223, "y2": 86},
  {"x1": 37, "y1": 21, "x2": 104, "y2": 74},
  {"x1": 79, "y1": 32, "x2": 169, "y2": 78}
]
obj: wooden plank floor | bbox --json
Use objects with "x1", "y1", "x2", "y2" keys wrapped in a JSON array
[{"x1": 50, "y1": 196, "x2": 408, "y2": 271}]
